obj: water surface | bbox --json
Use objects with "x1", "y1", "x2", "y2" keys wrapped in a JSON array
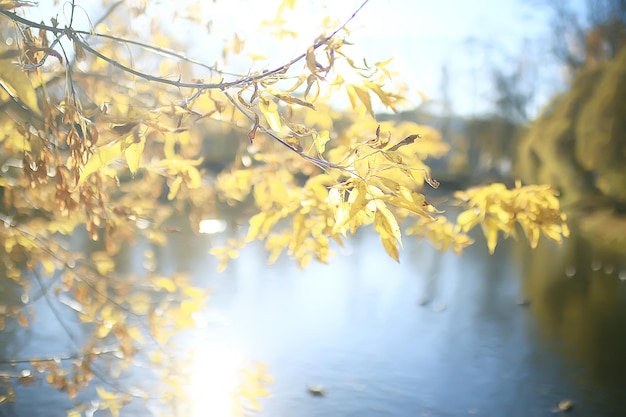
[{"x1": 1, "y1": 221, "x2": 625, "y2": 417}]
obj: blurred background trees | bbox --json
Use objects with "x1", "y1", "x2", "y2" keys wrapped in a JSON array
[{"x1": 517, "y1": 0, "x2": 626, "y2": 202}]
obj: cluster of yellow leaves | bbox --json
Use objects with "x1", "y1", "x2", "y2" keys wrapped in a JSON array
[
  {"x1": 36, "y1": 359, "x2": 94, "y2": 401},
  {"x1": 213, "y1": 116, "x2": 453, "y2": 266},
  {"x1": 215, "y1": 167, "x2": 338, "y2": 269},
  {"x1": 454, "y1": 182, "x2": 570, "y2": 254},
  {"x1": 327, "y1": 120, "x2": 448, "y2": 186},
  {"x1": 94, "y1": 387, "x2": 131, "y2": 417},
  {"x1": 234, "y1": 362, "x2": 274, "y2": 413},
  {"x1": 406, "y1": 215, "x2": 475, "y2": 254},
  {"x1": 303, "y1": 33, "x2": 406, "y2": 117},
  {"x1": 209, "y1": 238, "x2": 243, "y2": 272},
  {"x1": 214, "y1": 106, "x2": 570, "y2": 266},
  {"x1": 0, "y1": 302, "x2": 30, "y2": 331}
]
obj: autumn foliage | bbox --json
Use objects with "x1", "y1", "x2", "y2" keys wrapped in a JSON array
[{"x1": 0, "y1": 0, "x2": 569, "y2": 415}]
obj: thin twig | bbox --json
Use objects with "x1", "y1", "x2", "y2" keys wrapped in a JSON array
[
  {"x1": 0, "y1": 213, "x2": 136, "y2": 317},
  {"x1": 30, "y1": 269, "x2": 146, "y2": 397},
  {"x1": 222, "y1": 90, "x2": 359, "y2": 178},
  {"x1": 0, "y1": 212, "x2": 171, "y2": 361},
  {"x1": 0, "y1": 347, "x2": 122, "y2": 365},
  {"x1": 0, "y1": 0, "x2": 371, "y2": 91},
  {"x1": 0, "y1": 10, "x2": 64, "y2": 34},
  {"x1": 76, "y1": 30, "x2": 244, "y2": 77},
  {"x1": 68, "y1": 0, "x2": 76, "y2": 28},
  {"x1": 93, "y1": 0, "x2": 124, "y2": 27},
  {"x1": 31, "y1": 270, "x2": 81, "y2": 352}
]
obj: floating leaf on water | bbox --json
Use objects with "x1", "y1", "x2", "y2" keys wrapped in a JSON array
[
  {"x1": 307, "y1": 385, "x2": 325, "y2": 397},
  {"x1": 433, "y1": 302, "x2": 447, "y2": 312},
  {"x1": 558, "y1": 399, "x2": 574, "y2": 411},
  {"x1": 552, "y1": 399, "x2": 574, "y2": 413}
]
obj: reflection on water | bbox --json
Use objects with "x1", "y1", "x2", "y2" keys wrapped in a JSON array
[
  {"x1": 518, "y1": 231, "x2": 626, "y2": 400},
  {"x1": 189, "y1": 341, "x2": 244, "y2": 417},
  {"x1": 1, "y1": 216, "x2": 626, "y2": 417},
  {"x1": 198, "y1": 218, "x2": 228, "y2": 235}
]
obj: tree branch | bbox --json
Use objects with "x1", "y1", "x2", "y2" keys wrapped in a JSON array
[
  {"x1": 222, "y1": 90, "x2": 360, "y2": 178},
  {"x1": 1, "y1": 0, "x2": 371, "y2": 92}
]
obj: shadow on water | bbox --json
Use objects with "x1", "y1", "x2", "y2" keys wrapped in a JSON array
[{"x1": 1, "y1": 213, "x2": 626, "y2": 417}]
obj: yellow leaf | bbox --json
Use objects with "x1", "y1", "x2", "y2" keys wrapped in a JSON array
[
  {"x1": 17, "y1": 312, "x2": 28, "y2": 328},
  {"x1": 172, "y1": 300, "x2": 196, "y2": 327},
  {"x1": 186, "y1": 166, "x2": 202, "y2": 189},
  {"x1": 456, "y1": 209, "x2": 480, "y2": 233},
  {"x1": 75, "y1": 141, "x2": 123, "y2": 188},
  {"x1": 149, "y1": 350, "x2": 163, "y2": 364},
  {"x1": 351, "y1": 84, "x2": 374, "y2": 117},
  {"x1": 374, "y1": 200, "x2": 402, "y2": 246},
  {"x1": 127, "y1": 326, "x2": 144, "y2": 343},
  {"x1": 96, "y1": 386, "x2": 117, "y2": 401},
  {"x1": 304, "y1": 74, "x2": 319, "y2": 100},
  {"x1": 380, "y1": 234, "x2": 399, "y2": 262},
  {"x1": 167, "y1": 177, "x2": 183, "y2": 200},
  {"x1": 364, "y1": 81, "x2": 397, "y2": 111},
  {"x1": 182, "y1": 285, "x2": 207, "y2": 299},
  {"x1": 333, "y1": 181, "x2": 369, "y2": 235},
  {"x1": 248, "y1": 53, "x2": 268, "y2": 61},
  {"x1": 287, "y1": 122, "x2": 312, "y2": 137},
  {"x1": 527, "y1": 224, "x2": 540, "y2": 248},
  {"x1": 314, "y1": 130, "x2": 330, "y2": 154},
  {"x1": 277, "y1": 0, "x2": 297, "y2": 15},
  {"x1": 231, "y1": 33, "x2": 244, "y2": 54},
  {"x1": 91, "y1": 251, "x2": 115, "y2": 275},
  {"x1": 247, "y1": 212, "x2": 266, "y2": 241},
  {"x1": 41, "y1": 258, "x2": 56, "y2": 276},
  {"x1": 284, "y1": 136, "x2": 302, "y2": 152},
  {"x1": 96, "y1": 323, "x2": 112, "y2": 338},
  {"x1": 306, "y1": 45, "x2": 318, "y2": 76},
  {"x1": 374, "y1": 58, "x2": 393, "y2": 79},
  {"x1": 482, "y1": 218, "x2": 499, "y2": 254},
  {"x1": 261, "y1": 212, "x2": 281, "y2": 237},
  {"x1": 266, "y1": 234, "x2": 289, "y2": 264},
  {"x1": 163, "y1": 134, "x2": 176, "y2": 160},
  {"x1": 0, "y1": 1, "x2": 36, "y2": 10},
  {"x1": 0, "y1": 55, "x2": 40, "y2": 116},
  {"x1": 181, "y1": 298, "x2": 200, "y2": 316},
  {"x1": 373, "y1": 201, "x2": 402, "y2": 262},
  {"x1": 154, "y1": 276, "x2": 176, "y2": 292},
  {"x1": 542, "y1": 224, "x2": 563, "y2": 243},
  {"x1": 259, "y1": 97, "x2": 282, "y2": 132},
  {"x1": 129, "y1": 292, "x2": 151, "y2": 315},
  {"x1": 273, "y1": 93, "x2": 315, "y2": 110},
  {"x1": 124, "y1": 134, "x2": 145, "y2": 175},
  {"x1": 345, "y1": 84, "x2": 359, "y2": 110},
  {"x1": 100, "y1": 304, "x2": 116, "y2": 323}
]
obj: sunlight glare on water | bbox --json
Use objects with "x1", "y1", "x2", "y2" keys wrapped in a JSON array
[
  {"x1": 189, "y1": 342, "x2": 245, "y2": 417},
  {"x1": 199, "y1": 218, "x2": 228, "y2": 234}
]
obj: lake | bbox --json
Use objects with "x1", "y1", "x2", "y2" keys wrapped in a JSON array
[{"x1": 1, "y1": 214, "x2": 626, "y2": 417}]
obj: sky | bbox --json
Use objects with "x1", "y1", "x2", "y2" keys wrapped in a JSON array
[
  {"x1": 21, "y1": 0, "x2": 587, "y2": 119},
  {"x1": 186, "y1": 0, "x2": 587, "y2": 118}
]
